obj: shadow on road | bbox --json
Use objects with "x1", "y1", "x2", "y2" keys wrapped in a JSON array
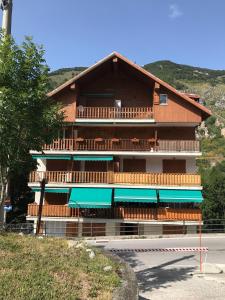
[
  {"x1": 118, "y1": 252, "x2": 196, "y2": 296},
  {"x1": 139, "y1": 295, "x2": 149, "y2": 300}
]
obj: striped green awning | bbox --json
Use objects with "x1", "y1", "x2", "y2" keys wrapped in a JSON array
[
  {"x1": 114, "y1": 188, "x2": 157, "y2": 203},
  {"x1": 69, "y1": 188, "x2": 112, "y2": 208},
  {"x1": 159, "y1": 190, "x2": 203, "y2": 203},
  {"x1": 72, "y1": 156, "x2": 113, "y2": 161},
  {"x1": 31, "y1": 188, "x2": 70, "y2": 193},
  {"x1": 32, "y1": 155, "x2": 71, "y2": 160}
]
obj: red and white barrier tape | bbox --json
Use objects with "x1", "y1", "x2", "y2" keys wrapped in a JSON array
[{"x1": 110, "y1": 247, "x2": 208, "y2": 253}]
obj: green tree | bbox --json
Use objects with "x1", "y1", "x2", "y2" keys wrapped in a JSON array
[
  {"x1": 202, "y1": 161, "x2": 225, "y2": 221},
  {"x1": 0, "y1": 33, "x2": 63, "y2": 221}
]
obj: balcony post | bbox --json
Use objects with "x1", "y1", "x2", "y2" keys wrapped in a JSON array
[
  {"x1": 153, "y1": 82, "x2": 160, "y2": 105},
  {"x1": 108, "y1": 171, "x2": 114, "y2": 184}
]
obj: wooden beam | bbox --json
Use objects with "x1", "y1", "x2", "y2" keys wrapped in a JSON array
[
  {"x1": 155, "y1": 82, "x2": 160, "y2": 90},
  {"x1": 112, "y1": 57, "x2": 119, "y2": 74},
  {"x1": 153, "y1": 82, "x2": 160, "y2": 105},
  {"x1": 70, "y1": 83, "x2": 76, "y2": 90},
  {"x1": 73, "y1": 85, "x2": 79, "y2": 121}
]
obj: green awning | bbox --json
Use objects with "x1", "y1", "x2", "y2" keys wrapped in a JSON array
[
  {"x1": 159, "y1": 190, "x2": 203, "y2": 203},
  {"x1": 72, "y1": 156, "x2": 113, "y2": 161},
  {"x1": 31, "y1": 188, "x2": 70, "y2": 193},
  {"x1": 32, "y1": 155, "x2": 71, "y2": 160},
  {"x1": 114, "y1": 188, "x2": 157, "y2": 203},
  {"x1": 68, "y1": 188, "x2": 112, "y2": 208}
]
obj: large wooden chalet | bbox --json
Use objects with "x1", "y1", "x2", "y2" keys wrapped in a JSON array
[{"x1": 27, "y1": 52, "x2": 211, "y2": 236}]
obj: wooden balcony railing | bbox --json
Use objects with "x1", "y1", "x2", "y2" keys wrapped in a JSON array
[
  {"x1": 76, "y1": 106, "x2": 153, "y2": 119},
  {"x1": 28, "y1": 204, "x2": 72, "y2": 217},
  {"x1": 43, "y1": 139, "x2": 200, "y2": 152},
  {"x1": 157, "y1": 140, "x2": 200, "y2": 152},
  {"x1": 29, "y1": 171, "x2": 201, "y2": 186},
  {"x1": 114, "y1": 172, "x2": 201, "y2": 186},
  {"x1": 29, "y1": 171, "x2": 113, "y2": 184},
  {"x1": 27, "y1": 204, "x2": 201, "y2": 221}
]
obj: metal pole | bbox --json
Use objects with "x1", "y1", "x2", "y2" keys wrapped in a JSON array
[
  {"x1": 1, "y1": 0, "x2": 13, "y2": 35},
  {"x1": 36, "y1": 178, "x2": 46, "y2": 235},
  {"x1": 199, "y1": 217, "x2": 203, "y2": 272}
]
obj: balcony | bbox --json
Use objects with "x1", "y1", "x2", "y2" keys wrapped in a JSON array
[
  {"x1": 29, "y1": 171, "x2": 201, "y2": 186},
  {"x1": 43, "y1": 139, "x2": 200, "y2": 152},
  {"x1": 76, "y1": 106, "x2": 153, "y2": 119},
  {"x1": 27, "y1": 204, "x2": 201, "y2": 221}
]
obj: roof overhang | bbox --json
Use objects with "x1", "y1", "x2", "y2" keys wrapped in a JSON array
[{"x1": 48, "y1": 52, "x2": 212, "y2": 119}]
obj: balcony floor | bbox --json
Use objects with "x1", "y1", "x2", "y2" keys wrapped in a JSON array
[
  {"x1": 28, "y1": 183, "x2": 203, "y2": 190},
  {"x1": 31, "y1": 150, "x2": 201, "y2": 158}
]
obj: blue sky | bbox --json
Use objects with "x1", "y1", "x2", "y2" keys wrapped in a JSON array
[{"x1": 1, "y1": 0, "x2": 225, "y2": 71}]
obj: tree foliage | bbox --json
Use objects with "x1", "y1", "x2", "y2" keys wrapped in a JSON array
[
  {"x1": 201, "y1": 161, "x2": 225, "y2": 221},
  {"x1": 0, "y1": 33, "x2": 63, "y2": 216}
]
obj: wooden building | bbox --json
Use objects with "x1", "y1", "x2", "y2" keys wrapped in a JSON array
[{"x1": 27, "y1": 52, "x2": 211, "y2": 237}]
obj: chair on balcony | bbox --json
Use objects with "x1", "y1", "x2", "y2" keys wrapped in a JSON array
[
  {"x1": 110, "y1": 138, "x2": 120, "y2": 151},
  {"x1": 111, "y1": 138, "x2": 120, "y2": 143},
  {"x1": 75, "y1": 138, "x2": 84, "y2": 150},
  {"x1": 94, "y1": 137, "x2": 104, "y2": 143},
  {"x1": 131, "y1": 138, "x2": 140, "y2": 143},
  {"x1": 94, "y1": 138, "x2": 104, "y2": 151},
  {"x1": 76, "y1": 137, "x2": 84, "y2": 142},
  {"x1": 148, "y1": 138, "x2": 157, "y2": 151}
]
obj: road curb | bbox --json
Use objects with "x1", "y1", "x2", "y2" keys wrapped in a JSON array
[
  {"x1": 103, "y1": 250, "x2": 139, "y2": 300},
  {"x1": 110, "y1": 247, "x2": 208, "y2": 253},
  {"x1": 194, "y1": 263, "x2": 225, "y2": 275},
  {"x1": 85, "y1": 233, "x2": 225, "y2": 242}
]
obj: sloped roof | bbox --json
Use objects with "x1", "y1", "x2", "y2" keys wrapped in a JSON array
[{"x1": 48, "y1": 52, "x2": 212, "y2": 117}]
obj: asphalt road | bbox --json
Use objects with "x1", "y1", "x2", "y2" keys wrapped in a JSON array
[{"x1": 102, "y1": 236, "x2": 225, "y2": 300}]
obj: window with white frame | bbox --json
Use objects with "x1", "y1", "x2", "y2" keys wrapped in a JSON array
[{"x1": 159, "y1": 94, "x2": 168, "y2": 105}]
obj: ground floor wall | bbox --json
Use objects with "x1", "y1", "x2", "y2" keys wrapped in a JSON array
[{"x1": 31, "y1": 219, "x2": 199, "y2": 237}]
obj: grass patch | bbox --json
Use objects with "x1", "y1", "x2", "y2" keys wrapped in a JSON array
[{"x1": 0, "y1": 234, "x2": 121, "y2": 300}]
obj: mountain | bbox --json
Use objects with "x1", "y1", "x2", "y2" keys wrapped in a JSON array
[
  {"x1": 49, "y1": 67, "x2": 86, "y2": 90},
  {"x1": 48, "y1": 60, "x2": 225, "y2": 163},
  {"x1": 144, "y1": 61, "x2": 225, "y2": 121}
]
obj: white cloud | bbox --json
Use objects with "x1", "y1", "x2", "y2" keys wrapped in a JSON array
[{"x1": 169, "y1": 4, "x2": 183, "y2": 19}]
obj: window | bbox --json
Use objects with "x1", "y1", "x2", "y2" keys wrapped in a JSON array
[
  {"x1": 114, "y1": 99, "x2": 122, "y2": 108},
  {"x1": 159, "y1": 94, "x2": 168, "y2": 105}
]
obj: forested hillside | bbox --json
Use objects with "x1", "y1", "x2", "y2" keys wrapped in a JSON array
[{"x1": 49, "y1": 60, "x2": 225, "y2": 164}]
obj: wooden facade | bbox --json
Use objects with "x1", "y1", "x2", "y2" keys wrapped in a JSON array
[
  {"x1": 28, "y1": 52, "x2": 211, "y2": 226},
  {"x1": 51, "y1": 53, "x2": 210, "y2": 124}
]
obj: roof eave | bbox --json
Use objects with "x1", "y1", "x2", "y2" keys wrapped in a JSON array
[{"x1": 47, "y1": 51, "x2": 212, "y2": 118}]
